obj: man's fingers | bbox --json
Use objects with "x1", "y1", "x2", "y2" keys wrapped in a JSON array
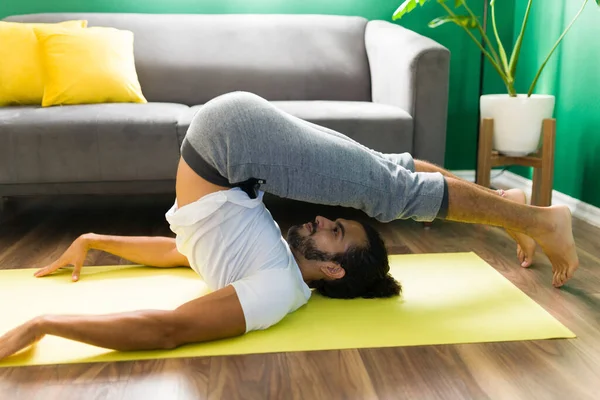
[
  {"x1": 34, "y1": 260, "x2": 82, "y2": 281},
  {"x1": 34, "y1": 267, "x2": 49, "y2": 277},
  {"x1": 72, "y1": 262, "x2": 83, "y2": 282},
  {"x1": 34, "y1": 262, "x2": 62, "y2": 277},
  {"x1": 0, "y1": 331, "x2": 15, "y2": 360}
]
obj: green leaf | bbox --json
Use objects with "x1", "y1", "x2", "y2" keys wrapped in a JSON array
[
  {"x1": 428, "y1": 15, "x2": 477, "y2": 28},
  {"x1": 491, "y1": 0, "x2": 510, "y2": 76},
  {"x1": 392, "y1": 0, "x2": 430, "y2": 20},
  {"x1": 508, "y1": 0, "x2": 533, "y2": 80},
  {"x1": 455, "y1": 0, "x2": 464, "y2": 7}
]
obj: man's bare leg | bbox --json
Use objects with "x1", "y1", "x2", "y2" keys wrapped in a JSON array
[
  {"x1": 502, "y1": 189, "x2": 534, "y2": 267},
  {"x1": 414, "y1": 160, "x2": 536, "y2": 267},
  {"x1": 442, "y1": 176, "x2": 578, "y2": 288}
]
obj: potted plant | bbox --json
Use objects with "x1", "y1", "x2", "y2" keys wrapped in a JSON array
[{"x1": 393, "y1": 0, "x2": 599, "y2": 156}]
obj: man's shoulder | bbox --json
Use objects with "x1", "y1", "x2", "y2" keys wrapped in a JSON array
[
  {"x1": 230, "y1": 266, "x2": 311, "y2": 332},
  {"x1": 236, "y1": 257, "x2": 310, "y2": 300}
]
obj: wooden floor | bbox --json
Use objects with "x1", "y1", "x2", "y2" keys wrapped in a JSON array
[{"x1": 0, "y1": 194, "x2": 599, "y2": 400}]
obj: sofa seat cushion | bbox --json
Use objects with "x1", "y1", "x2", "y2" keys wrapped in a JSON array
[
  {"x1": 0, "y1": 103, "x2": 187, "y2": 184},
  {"x1": 177, "y1": 101, "x2": 413, "y2": 154}
]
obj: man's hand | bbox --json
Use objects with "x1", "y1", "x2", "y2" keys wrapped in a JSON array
[
  {"x1": 35, "y1": 235, "x2": 90, "y2": 282},
  {"x1": 0, "y1": 317, "x2": 45, "y2": 360},
  {"x1": 34, "y1": 234, "x2": 190, "y2": 282}
]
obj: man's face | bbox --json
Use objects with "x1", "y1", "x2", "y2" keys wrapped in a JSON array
[{"x1": 287, "y1": 216, "x2": 368, "y2": 261}]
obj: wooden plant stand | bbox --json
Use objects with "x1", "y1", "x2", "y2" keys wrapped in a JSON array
[{"x1": 476, "y1": 118, "x2": 556, "y2": 207}]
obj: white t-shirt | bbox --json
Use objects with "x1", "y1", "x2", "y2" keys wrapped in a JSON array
[{"x1": 165, "y1": 187, "x2": 312, "y2": 332}]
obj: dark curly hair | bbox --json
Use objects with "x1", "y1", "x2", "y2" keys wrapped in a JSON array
[{"x1": 310, "y1": 221, "x2": 401, "y2": 299}]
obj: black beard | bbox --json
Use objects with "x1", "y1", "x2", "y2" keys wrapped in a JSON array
[{"x1": 286, "y1": 224, "x2": 334, "y2": 262}]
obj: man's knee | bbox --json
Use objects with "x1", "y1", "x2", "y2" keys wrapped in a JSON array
[
  {"x1": 188, "y1": 91, "x2": 266, "y2": 138},
  {"x1": 203, "y1": 91, "x2": 266, "y2": 116}
]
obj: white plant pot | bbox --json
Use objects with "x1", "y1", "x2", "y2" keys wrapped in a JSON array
[{"x1": 480, "y1": 94, "x2": 555, "y2": 156}]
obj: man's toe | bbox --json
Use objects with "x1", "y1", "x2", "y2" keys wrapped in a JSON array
[{"x1": 552, "y1": 271, "x2": 560, "y2": 287}]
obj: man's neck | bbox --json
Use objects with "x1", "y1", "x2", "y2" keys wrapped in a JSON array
[{"x1": 291, "y1": 251, "x2": 313, "y2": 284}]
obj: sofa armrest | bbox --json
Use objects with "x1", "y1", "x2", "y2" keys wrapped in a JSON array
[{"x1": 365, "y1": 20, "x2": 450, "y2": 166}]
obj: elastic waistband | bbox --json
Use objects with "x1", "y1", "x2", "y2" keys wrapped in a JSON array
[
  {"x1": 181, "y1": 139, "x2": 232, "y2": 188},
  {"x1": 181, "y1": 139, "x2": 262, "y2": 199}
]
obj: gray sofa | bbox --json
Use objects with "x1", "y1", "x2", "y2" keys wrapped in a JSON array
[{"x1": 0, "y1": 13, "x2": 450, "y2": 199}]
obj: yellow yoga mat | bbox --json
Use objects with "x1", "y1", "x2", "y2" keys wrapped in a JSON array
[{"x1": 0, "y1": 252, "x2": 575, "y2": 368}]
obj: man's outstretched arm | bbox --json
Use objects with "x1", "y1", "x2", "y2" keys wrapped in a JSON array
[
  {"x1": 35, "y1": 234, "x2": 190, "y2": 281},
  {"x1": 0, "y1": 286, "x2": 246, "y2": 358},
  {"x1": 81, "y1": 234, "x2": 190, "y2": 268}
]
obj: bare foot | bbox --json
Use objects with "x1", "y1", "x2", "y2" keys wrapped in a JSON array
[
  {"x1": 502, "y1": 189, "x2": 537, "y2": 268},
  {"x1": 532, "y1": 205, "x2": 579, "y2": 288}
]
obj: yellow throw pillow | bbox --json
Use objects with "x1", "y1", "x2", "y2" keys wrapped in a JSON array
[
  {"x1": 0, "y1": 20, "x2": 87, "y2": 106},
  {"x1": 34, "y1": 26, "x2": 147, "y2": 107}
]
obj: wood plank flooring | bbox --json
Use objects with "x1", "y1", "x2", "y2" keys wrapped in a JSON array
[{"x1": 0, "y1": 194, "x2": 599, "y2": 400}]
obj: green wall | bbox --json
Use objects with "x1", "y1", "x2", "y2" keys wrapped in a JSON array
[
  {"x1": 509, "y1": 0, "x2": 600, "y2": 207},
  {"x1": 0, "y1": 0, "x2": 491, "y2": 171}
]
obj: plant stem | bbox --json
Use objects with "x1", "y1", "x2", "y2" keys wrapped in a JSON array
[
  {"x1": 439, "y1": 1, "x2": 513, "y2": 94},
  {"x1": 461, "y1": 0, "x2": 503, "y2": 72},
  {"x1": 528, "y1": 0, "x2": 589, "y2": 96},
  {"x1": 508, "y1": 0, "x2": 533, "y2": 81},
  {"x1": 491, "y1": 1, "x2": 510, "y2": 77}
]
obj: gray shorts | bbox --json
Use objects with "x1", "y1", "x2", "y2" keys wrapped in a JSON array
[{"x1": 181, "y1": 92, "x2": 447, "y2": 223}]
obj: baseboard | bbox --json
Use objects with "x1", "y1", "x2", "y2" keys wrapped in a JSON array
[{"x1": 451, "y1": 170, "x2": 600, "y2": 228}]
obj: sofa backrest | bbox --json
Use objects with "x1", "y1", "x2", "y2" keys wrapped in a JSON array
[{"x1": 5, "y1": 13, "x2": 372, "y2": 105}]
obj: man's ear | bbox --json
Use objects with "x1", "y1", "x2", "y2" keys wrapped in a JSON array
[{"x1": 320, "y1": 263, "x2": 345, "y2": 280}]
